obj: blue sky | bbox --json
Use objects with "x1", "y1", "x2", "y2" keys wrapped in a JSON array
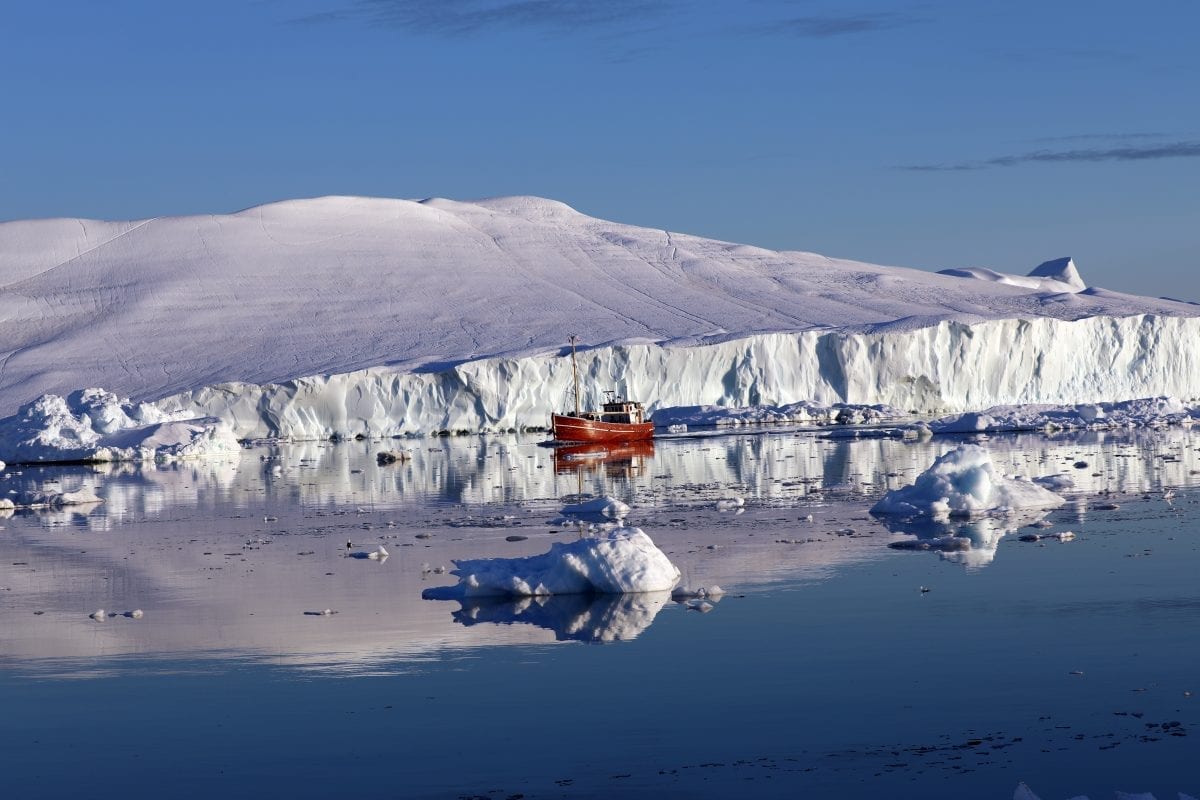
[{"x1": 3, "y1": 1, "x2": 1197, "y2": 298}]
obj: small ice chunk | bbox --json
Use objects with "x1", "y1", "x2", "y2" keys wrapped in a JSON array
[
  {"x1": 349, "y1": 545, "x2": 389, "y2": 561},
  {"x1": 90, "y1": 609, "x2": 106, "y2": 621},
  {"x1": 672, "y1": 585, "x2": 725, "y2": 600},
  {"x1": 716, "y1": 497, "x2": 744, "y2": 511},
  {"x1": 561, "y1": 496, "x2": 630, "y2": 519},
  {"x1": 124, "y1": 609, "x2": 144, "y2": 619},
  {"x1": 1033, "y1": 474, "x2": 1074, "y2": 491}
]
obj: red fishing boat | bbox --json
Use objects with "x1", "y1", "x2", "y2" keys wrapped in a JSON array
[{"x1": 550, "y1": 337, "x2": 655, "y2": 444}]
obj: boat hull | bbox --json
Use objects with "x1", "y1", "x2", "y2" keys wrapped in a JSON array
[{"x1": 551, "y1": 414, "x2": 655, "y2": 443}]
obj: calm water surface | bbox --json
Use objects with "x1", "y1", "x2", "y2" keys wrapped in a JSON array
[{"x1": 1, "y1": 428, "x2": 1198, "y2": 798}]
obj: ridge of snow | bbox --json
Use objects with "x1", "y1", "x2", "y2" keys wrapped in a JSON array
[
  {"x1": 1028, "y1": 256, "x2": 1085, "y2": 290},
  {"x1": 937, "y1": 255, "x2": 1086, "y2": 294}
]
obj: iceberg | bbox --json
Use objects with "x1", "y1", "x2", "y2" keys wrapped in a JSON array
[
  {"x1": 871, "y1": 444, "x2": 1065, "y2": 518},
  {"x1": 3, "y1": 196, "x2": 1200, "y2": 459},
  {"x1": 422, "y1": 526, "x2": 681, "y2": 598}
]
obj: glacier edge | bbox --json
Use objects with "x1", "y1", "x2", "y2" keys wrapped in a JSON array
[{"x1": 146, "y1": 314, "x2": 1200, "y2": 441}]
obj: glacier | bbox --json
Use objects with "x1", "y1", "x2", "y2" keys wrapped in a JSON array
[
  {"x1": 154, "y1": 314, "x2": 1200, "y2": 440},
  {"x1": 2, "y1": 194, "x2": 1200, "y2": 459}
]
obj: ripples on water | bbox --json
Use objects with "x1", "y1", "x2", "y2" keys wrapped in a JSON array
[{"x1": 1, "y1": 427, "x2": 1198, "y2": 798}]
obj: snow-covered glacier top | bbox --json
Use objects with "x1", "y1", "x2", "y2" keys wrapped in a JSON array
[{"x1": 1, "y1": 194, "x2": 1193, "y2": 415}]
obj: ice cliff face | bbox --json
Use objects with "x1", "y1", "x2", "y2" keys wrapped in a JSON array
[
  {"x1": 149, "y1": 313, "x2": 1200, "y2": 440},
  {"x1": 1, "y1": 195, "x2": 1198, "y2": 451}
]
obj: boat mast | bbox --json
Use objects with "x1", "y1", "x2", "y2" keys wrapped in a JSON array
[{"x1": 569, "y1": 335, "x2": 581, "y2": 416}]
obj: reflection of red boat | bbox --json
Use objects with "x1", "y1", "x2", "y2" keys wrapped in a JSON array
[
  {"x1": 553, "y1": 440, "x2": 655, "y2": 472},
  {"x1": 550, "y1": 337, "x2": 655, "y2": 444}
]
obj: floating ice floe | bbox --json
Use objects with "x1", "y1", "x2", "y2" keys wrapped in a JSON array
[
  {"x1": 559, "y1": 496, "x2": 630, "y2": 520},
  {"x1": 0, "y1": 389, "x2": 240, "y2": 464},
  {"x1": 715, "y1": 497, "x2": 744, "y2": 511},
  {"x1": 925, "y1": 396, "x2": 1194, "y2": 436},
  {"x1": 653, "y1": 401, "x2": 901, "y2": 428},
  {"x1": 1018, "y1": 531, "x2": 1076, "y2": 542},
  {"x1": 422, "y1": 526, "x2": 680, "y2": 599},
  {"x1": 1033, "y1": 474, "x2": 1075, "y2": 491},
  {"x1": 348, "y1": 545, "x2": 389, "y2": 561},
  {"x1": 671, "y1": 585, "x2": 725, "y2": 599},
  {"x1": 871, "y1": 444, "x2": 1065, "y2": 518}
]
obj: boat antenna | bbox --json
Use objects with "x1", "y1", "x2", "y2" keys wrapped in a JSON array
[{"x1": 568, "y1": 334, "x2": 581, "y2": 416}]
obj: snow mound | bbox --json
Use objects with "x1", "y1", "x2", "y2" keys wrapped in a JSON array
[
  {"x1": 422, "y1": 527, "x2": 681, "y2": 598},
  {"x1": 1028, "y1": 256, "x2": 1085, "y2": 291},
  {"x1": 938, "y1": 257, "x2": 1085, "y2": 294},
  {"x1": 871, "y1": 444, "x2": 1065, "y2": 518},
  {"x1": 0, "y1": 389, "x2": 240, "y2": 463}
]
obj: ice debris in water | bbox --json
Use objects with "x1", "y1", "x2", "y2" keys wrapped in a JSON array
[
  {"x1": 0, "y1": 389, "x2": 240, "y2": 464},
  {"x1": 671, "y1": 585, "x2": 725, "y2": 599},
  {"x1": 90, "y1": 609, "x2": 106, "y2": 621},
  {"x1": 349, "y1": 545, "x2": 389, "y2": 561},
  {"x1": 1033, "y1": 474, "x2": 1074, "y2": 491},
  {"x1": 716, "y1": 497, "x2": 744, "y2": 511},
  {"x1": 930, "y1": 396, "x2": 1194, "y2": 436},
  {"x1": 560, "y1": 496, "x2": 630, "y2": 519},
  {"x1": 422, "y1": 527, "x2": 680, "y2": 599},
  {"x1": 1018, "y1": 531, "x2": 1076, "y2": 542},
  {"x1": 654, "y1": 401, "x2": 900, "y2": 428},
  {"x1": 871, "y1": 444, "x2": 1065, "y2": 518}
]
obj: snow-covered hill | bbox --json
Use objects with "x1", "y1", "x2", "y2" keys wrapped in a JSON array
[{"x1": 2, "y1": 195, "x2": 1199, "y2": 456}]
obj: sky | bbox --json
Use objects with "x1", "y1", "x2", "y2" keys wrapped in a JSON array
[{"x1": 2, "y1": 0, "x2": 1198, "y2": 299}]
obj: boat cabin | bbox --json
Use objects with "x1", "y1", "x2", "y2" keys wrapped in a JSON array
[{"x1": 599, "y1": 399, "x2": 645, "y2": 425}]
